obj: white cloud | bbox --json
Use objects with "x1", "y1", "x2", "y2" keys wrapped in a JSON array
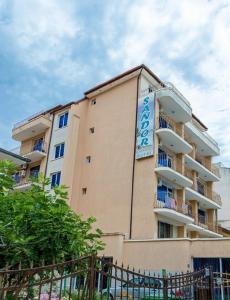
[
  {"x1": 0, "y1": 0, "x2": 84, "y2": 84},
  {"x1": 102, "y1": 0, "x2": 230, "y2": 165}
]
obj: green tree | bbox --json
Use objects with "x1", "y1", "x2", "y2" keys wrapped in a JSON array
[{"x1": 0, "y1": 160, "x2": 104, "y2": 269}]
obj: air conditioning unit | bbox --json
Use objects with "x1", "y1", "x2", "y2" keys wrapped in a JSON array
[{"x1": 20, "y1": 170, "x2": 26, "y2": 177}]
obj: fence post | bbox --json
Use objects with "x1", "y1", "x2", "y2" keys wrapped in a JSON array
[
  {"x1": 162, "y1": 271, "x2": 168, "y2": 300},
  {"x1": 205, "y1": 267, "x2": 214, "y2": 300},
  {"x1": 88, "y1": 255, "x2": 96, "y2": 300}
]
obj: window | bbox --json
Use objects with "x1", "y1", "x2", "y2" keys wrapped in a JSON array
[
  {"x1": 198, "y1": 209, "x2": 206, "y2": 224},
  {"x1": 91, "y1": 99, "x2": 96, "y2": 105},
  {"x1": 157, "y1": 184, "x2": 174, "y2": 202},
  {"x1": 51, "y1": 172, "x2": 61, "y2": 188},
  {"x1": 55, "y1": 143, "x2": 65, "y2": 159},
  {"x1": 158, "y1": 221, "x2": 172, "y2": 238},
  {"x1": 58, "y1": 112, "x2": 68, "y2": 128},
  {"x1": 82, "y1": 188, "x2": 87, "y2": 195},
  {"x1": 86, "y1": 156, "x2": 91, "y2": 163},
  {"x1": 30, "y1": 165, "x2": 40, "y2": 178},
  {"x1": 89, "y1": 127, "x2": 95, "y2": 134}
]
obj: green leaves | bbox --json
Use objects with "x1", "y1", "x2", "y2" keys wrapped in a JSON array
[
  {"x1": 0, "y1": 161, "x2": 104, "y2": 269},
  {"x1": 0, "y1": 160, "x2": 16, "y2": 195}
]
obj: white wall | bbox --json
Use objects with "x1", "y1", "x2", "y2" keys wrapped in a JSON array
[
  {"x1": 46, "y1": 110, "x2": 69, "y2": 185},
  {"x1": 214, "y1": 164, "x2": 230, "y2": 229}
]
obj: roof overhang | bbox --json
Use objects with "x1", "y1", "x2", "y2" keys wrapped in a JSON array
[{"x1": 0, "y1": 148, "x2": 30, "y2": 166}]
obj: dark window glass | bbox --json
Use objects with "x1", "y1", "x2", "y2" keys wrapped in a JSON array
[
  {"x1": 55, "y1": 143, "x2": 64, "y2": 159},
  {"x1": 64, "y1": 112, "x2": 68, "y2": 126},
  {"x1": 60, "y1": 143, "x2": 65, "y2": 157},
  {"x1": 158, "y1": 221, "x2": 172, "y2": 238},
  {"x1": 59, "y1": 112, "x2": 68, "y2": 128},
  {"x1": 51, "y1": 172, "x2": 61, "y2": 188}
]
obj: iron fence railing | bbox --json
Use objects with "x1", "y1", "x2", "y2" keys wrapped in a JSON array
[{"x1": 0, "y1": 255, "x2": 217, "y2": 300}]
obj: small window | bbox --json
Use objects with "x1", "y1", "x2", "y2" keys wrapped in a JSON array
[
  {"x1": 91, "y1": 99, "x2": 96, "y2": 105},
  {"x1": 51, "y1": 171, "x2": 61, "y2": 188},
  {"x1": 89, "y1": 127, "x2": 95, "y2": 134},
  {"x1": 58, "y1": 112, "x2": 68, "y2": 128},
  {"x1": 82, "y1": 188, "x2": 87, "y2": 195},
  {"x1": 86, "y1": 156, "x2": 91, "y2": 163},
  {"x1": 158, "y1": 221, "x2": 172, "y2": 238},
  {"x1": 55, "y1": 143, "x2": 65, "y2": 159}
]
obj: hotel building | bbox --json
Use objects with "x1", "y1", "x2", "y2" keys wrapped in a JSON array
[{"x1": 11, "y1": 65, "x2": 230, "y2": 271}]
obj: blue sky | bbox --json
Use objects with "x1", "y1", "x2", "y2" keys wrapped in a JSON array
[{"x1": 0, "y1": 0, "x2": 230, "y2": 165}]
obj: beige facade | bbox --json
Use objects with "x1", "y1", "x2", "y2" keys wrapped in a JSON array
[{"x1": 11, "y1": 64, "x2": 229, "y2": 271}]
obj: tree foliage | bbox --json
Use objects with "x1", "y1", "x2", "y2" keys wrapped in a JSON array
[{"x1": 0, "y1": 160, "x2": 104, "y2": 269}]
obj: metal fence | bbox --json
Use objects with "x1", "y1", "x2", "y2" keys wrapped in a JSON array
[
  {"x1": 0, "y1": 255, "x2": 228, "y2": 299},
  {"x1": 213, "y1": 272, "x2": 230, "y2": 300}
]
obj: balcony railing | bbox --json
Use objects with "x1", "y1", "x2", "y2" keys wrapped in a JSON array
[
  {"x1": 194, "y1": 156, "x2": 220, "y2": 178},
  {"x1": 212, "y1": 191, "x2": 222, "y2": 206},
  {"x1": 158, "y1": 113, "x2": 181, "y2": 136},
  {"x1": 185, "y1": 122, "x2": 220, "y2": 155},
  {"x1": 155, "y1": 191, "x2": 191, "y2": 216},
  {"x1": 196, "y1": 214, "x2": 219, "y2": 234},
  {"x1": 211, "y1": 164, "x2": 220, "y2": 178},
  {"x1": 31, "y1": 141, "x2": 46, "y2": 153},
  {"x1": 157, "y1": 152, "x2": 174, "y2": 169},
  {"x1": 13, "y1": 110, "x2": 47, "y2": 129},
  {"x1": 164, "y1": 82, "x2": 191, "y2": 107}
]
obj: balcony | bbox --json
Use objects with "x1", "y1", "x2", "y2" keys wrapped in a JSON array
[
  {"x1": 185, "y1": 186, "x2": 221, "y2": 209},
  {"x1": 23, "y1": 141, "x2": 47, "y2": 163},
  {"x1": 184, "y1": 154, "x2": 220, "y2": 182},
  {"x1": 155, "y1": 153, "x2": 193, "y2": 188},
  {"x1": 13, "y1": 174, "x2": 31, "y2": 191},
  {"x1": 154, "y1": 193, "x2": 194, "y2": 225},
  {"x1": 185, "y1": 122, "x2": 220, "y2": 156},
  {"x1": 155, "y1": 83, "x2": 192, "y2": 123},
  {"x1": 12, "y1": 113, "x2": 51, "y2": 141},
  {"x1": 156, "y1": 114, "x2": 193, "y2": 154},
  {"x1": 187, "y1": 223, "x2": 223, "y2": 238}
]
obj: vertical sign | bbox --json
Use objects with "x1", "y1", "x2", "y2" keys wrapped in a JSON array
[{"x1": 136, "y1": 92, "x2": 155, "y2": 159}]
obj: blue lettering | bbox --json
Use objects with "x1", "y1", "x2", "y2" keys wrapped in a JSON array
[
  {"x1": 141, "y1": 121, "x2": 149, "y2": 130},
  {"x1": 141, "y1": 138, "x2": 148, "y2": 146}
]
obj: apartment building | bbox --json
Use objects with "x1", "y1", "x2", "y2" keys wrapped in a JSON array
[{"x1": 11, "y1": 64, "x2": 230, "y2": 271}]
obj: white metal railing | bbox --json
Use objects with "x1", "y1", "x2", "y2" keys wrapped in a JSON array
[
  {"x1": 13, "y1": 110, "x2": 50, "y2": 129},
  {"x1": 164, "y1": 82, "x2": 191, "y2": 107},
  {"x1": 185, "y1": 122, "x2": 219, "y2": 153},
  {"x1": 157, "y1": 152, "x2": 175, "y2": 170}
]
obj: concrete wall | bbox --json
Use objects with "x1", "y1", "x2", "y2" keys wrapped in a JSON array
[{"x1": 100, "y1": 235, "x2": 230, "y2": 272}]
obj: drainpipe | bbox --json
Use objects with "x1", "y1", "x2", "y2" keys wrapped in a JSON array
[{"x1": 129, "y1": 68, "x2": 143, "y2": 239}]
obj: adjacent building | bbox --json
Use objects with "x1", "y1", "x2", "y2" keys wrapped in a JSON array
[
  {"x1": 10, "y1": 64, "x2": 230, "y2": 271},
  {"x1": 214, "y1": 163, "x2": 230, "y2": 231}
]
